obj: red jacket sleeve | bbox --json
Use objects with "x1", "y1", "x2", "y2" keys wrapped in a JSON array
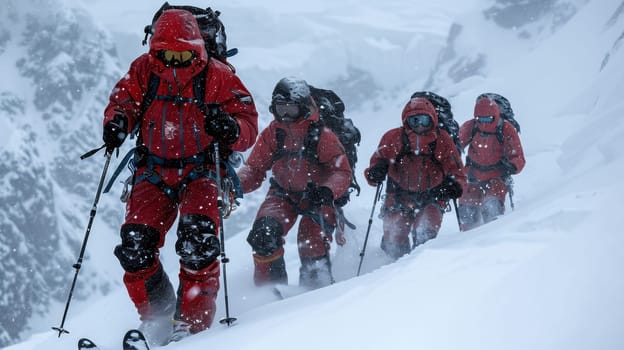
[
  {"x1": 237, "y1": 127, "x2": 275, "y2": 194},
  {"x1": 502, "y1": 123, "x2": 525, "y2": 174},
  {"x1": 458, "y1": 119, "x2": 475, "y2": 150},
  {"x1": 103, "y1": 55, "x2": 151, "y2": 133},
  {"x1": 212, "y1": 63, "x2": 258, "y2": 152},
  {"x1": 436, "y1": 130, "x2": 467, "y2": 188},
  {"x1": 364, "y1": 129, "x2": 402, "y2": 186}
]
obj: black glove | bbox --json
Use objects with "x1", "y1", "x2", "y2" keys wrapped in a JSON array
[
  {"x1": 306, "y1": 184, "x2": 334, "y2": 208},
  {"x1": 204, "y1": 111, "x2": 240, "y2": 145},
  {"x1": 431, "y1": 176, "x2": 463, "y2": 200},
  {"x1": 500, "y1": 158, "x2": 517, "y2": 178},
  {"x1": 366, "y1": 161, "x2": 389, "y2": 184},
  {"x1": 103, "y1": 114, "x2": 128, "y2": 151}
]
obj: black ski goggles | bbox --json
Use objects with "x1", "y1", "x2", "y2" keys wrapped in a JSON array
[
  {"x1": 157, "y1": 50, "x2": 196, "y2": 67},
  {"x1": 476, "y1": 115, "x2": 495, "y2": 124},
  {"x1": 406, "y1": 114, "x2": 433, "y2": 130},
  {"x1": 273, "y1": 102, "x2": 302, "y2": 122}
]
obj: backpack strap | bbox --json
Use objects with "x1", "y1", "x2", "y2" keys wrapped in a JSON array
[
  {"x1": 303, "y1": 121, "x2": 323, "y2": 164},
  {"x1": 395, "y1": 128, "x2": 412, "y2": 165},
  {"x1": 140, "y1": 64, "x2": 209, "y2": 118},
  {"x1": 395, "y1": 128, "x2": 439, "y2": 166},
  {"x1": 131, "y1": 64, "x2": 210, "y2": 145},
  {"x1": 495, "y1": 119, "x2": 505, "y2": 144},
  {"x1": 271, "y1": 122, "x2": 323, "y2": 165},
  {"x1": 272, "y1": 128, "x2": 288, "y2": 163},
  {"x1": 468, "y1": 118, "x2": 505, "y2": 144},
  {"x1": 192, "y1": 66, "x2": 208, "y2": 116},
  {"x1": 141, "y1": 73, "x2": 161, "y2": 117}
]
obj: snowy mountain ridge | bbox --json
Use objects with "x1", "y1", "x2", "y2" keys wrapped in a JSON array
[
  {"x1": 0, "y1": 0, "x2": 125, "y2": 345},
  {"x1": 2, "y1": 0, "x2": 624, "y2": 349}
]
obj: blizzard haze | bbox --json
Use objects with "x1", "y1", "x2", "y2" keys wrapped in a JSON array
[{"x1": 3, "y1": 0, "x2": 624, "y2": 349}]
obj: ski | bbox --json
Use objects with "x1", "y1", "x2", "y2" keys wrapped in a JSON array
[
  {"x1": 78, "y1": 338, "x2": 99, "y2": 350},
  {"x1": 272, "y1": 285, "x2": 309, "y2": 300},
  {"x1": 123, "y1": 329, "x2": 150, "y2": 350},
  {"x1": 272, "y1": 286, "x2": 285, "y2": 299}
]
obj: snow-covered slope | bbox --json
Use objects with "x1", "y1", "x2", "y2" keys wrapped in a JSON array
[{"x1": 3, "y1": 0, "x2": 624, "y2": 349}]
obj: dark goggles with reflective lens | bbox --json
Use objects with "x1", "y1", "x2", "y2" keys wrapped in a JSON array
[
  {"x1": 406, "y1": 114, "x2": 433, "y2": 130},
  {"x1": 476, "y1": 116, "x2": 495, "y2": 123},
  {"x1": 157, "y1": 50, "x2": 195, "y2": 67},
  {"x1": 274, "y1": 103, "x2": 301, "y2": 122}
]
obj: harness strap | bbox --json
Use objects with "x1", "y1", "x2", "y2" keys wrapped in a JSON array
[
  {"x1": 385, "y1": 179, "x2": 438, "y2": 206},
  {"x1": 134, "y1": 166, "x2": 217, "y2": 202},
  {"x1": 267, "y1": 178, "x2": 335, "y2": 232},
  {"x1": 105, "y1": 147, "x2": 243, "y2": 201},
  {"x1": 379, "y1": 178, "x2": 446, "y2": 217},
  {"x1": 268, "y1": 177, "x2": 306, "y2": 214},
  {"x1": 104, "y1": 147, "x2": 138, "y2": 194},
  {"x1": 465, "y1": 156, "x2": 504, "y2": 172}
]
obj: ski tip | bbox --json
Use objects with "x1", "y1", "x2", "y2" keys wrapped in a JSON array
[
  {"x1": 271, "y1": 286, "x2": 285, "y2": 300},
  {"x1": 123, "y1": 329, "x2": 146, "y2": 340},
  {"x1": 78, "y1": 338, "x2": 98, "y2": 350},
  {"x1": 123, "y1": 329, "x2": 150, "y2": 350}
]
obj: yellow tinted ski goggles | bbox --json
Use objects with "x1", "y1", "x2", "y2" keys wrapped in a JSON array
[{"x1": 158, "y1": 50, "x2": 195, "y2": 67}]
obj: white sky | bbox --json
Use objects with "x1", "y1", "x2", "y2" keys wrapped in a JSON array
[{"x1": 7, "y1": 0, "x2": 624, "y2": 349}]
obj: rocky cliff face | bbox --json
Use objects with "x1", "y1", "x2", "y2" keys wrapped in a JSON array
[{"x1": 0, "y1": 1, "x2": 122, "y2": 345}]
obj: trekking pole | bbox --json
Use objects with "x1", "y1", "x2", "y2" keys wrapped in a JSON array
[
  {"x1": 507, "y1": 177, "x2": 515, "y2": 210},
  {"x1": 317, "y1": 208, "x2": 336, "y2": 284},
  {"x1": 53, "y1": 147, "x2": 112, "y2": 337},
  {"x1": 357, "y1": 182, "x2": 383, "y2": 277},
  {"x1": 452, "y1": 198, "x2": 462, "y2": 231},
  {"x1": 214, "y1": 142, "x2": 237, "y2": 326}
]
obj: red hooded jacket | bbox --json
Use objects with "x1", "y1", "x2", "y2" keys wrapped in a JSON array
[
  {"x1": 365, "y1": 98, "x2": 466, "y2": 193},
  {"x1": 238, "y1": 101, "x2": 352, "y2": 200},
  {"x1": 103, "y1": 9, "x2": 258, "y2": 183},
  {"x1": 458, "y1": 98, "x2": 525, "y2": 182}
]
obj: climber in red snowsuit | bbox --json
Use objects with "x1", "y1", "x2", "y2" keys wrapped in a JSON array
[
  {"x1": 237, "y1": 77, "x2": 352, "y2": 289},
  {"x1": 457, "y1": 96, "x2": 525, "y2": 231},
  {"x1": 101, "y1": 9, "x2": 258, "y2": 343},
  {"x1": 364, "y1": 97, "x2": 466, "y2": 259}
]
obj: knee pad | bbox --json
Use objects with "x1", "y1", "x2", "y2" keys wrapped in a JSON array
[
  {"x1": 115, "y1": 223, "x2": 160, "y2": 273},
  {"x1": 175, "y1": 214, "x2": 220, "y2": 271},
  {"x1": 246, "y1": 216, "x2": 284, "y2": 257}
]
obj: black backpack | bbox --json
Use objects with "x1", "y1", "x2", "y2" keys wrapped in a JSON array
[
  {"x1": 308, "y1": 85, "x2": 361, "y2": 199},
  {"x1": 410, "y1": 91, "x2": 462, "y2": 153},
  {"x1": 142, "y1": 2, "x2": 238, "y2": 65}
]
